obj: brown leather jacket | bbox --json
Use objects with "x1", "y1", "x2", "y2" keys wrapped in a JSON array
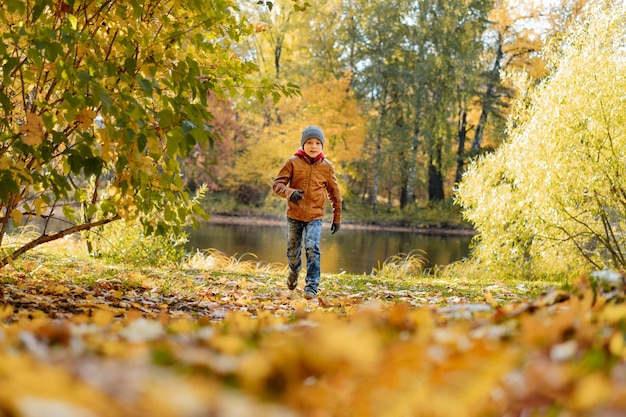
[{"x1": 272, "y1": 154, "x2": 342, "y2": 224}]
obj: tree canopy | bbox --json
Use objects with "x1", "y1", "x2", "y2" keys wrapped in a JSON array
[
  {"x1": 0, "y1": 0, "x2": 296, "y2": 265},
  {"x1": 183, "y1": 0, "x2": 575, "y2": 215}
]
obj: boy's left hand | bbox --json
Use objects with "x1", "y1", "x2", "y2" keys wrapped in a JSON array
[
  {"x1": 331, "y1": 223, "x2": 340, "y2": 234},
  {"x1": 290, "y1": 190, "x2": 304, "y2": 205}
]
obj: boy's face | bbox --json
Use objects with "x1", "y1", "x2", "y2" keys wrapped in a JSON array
[{"x1": 303, "y1": 138, "x2": 323, "y2": 158}]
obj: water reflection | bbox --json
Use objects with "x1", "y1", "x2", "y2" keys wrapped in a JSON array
[{"x1": 187, "y1": 222, "x2": 473, "y2": 275}]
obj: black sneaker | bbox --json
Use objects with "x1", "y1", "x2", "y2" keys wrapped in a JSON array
[{"x1": 287, "y1": 272, "x2": 298, "y2": 290}]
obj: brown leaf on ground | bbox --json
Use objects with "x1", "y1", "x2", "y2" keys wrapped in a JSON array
[{"x1": 0, "y1": 265, "x2": 625, "y2": 416}]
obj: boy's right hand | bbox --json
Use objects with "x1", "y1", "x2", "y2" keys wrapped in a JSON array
[{"x1": 290, "y1": 190, "x2": 304, "y2": 205}]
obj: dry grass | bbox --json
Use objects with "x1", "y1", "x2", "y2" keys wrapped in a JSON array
[{"x1": 184, "y1": 248, "x2": 289, "y2": 274}]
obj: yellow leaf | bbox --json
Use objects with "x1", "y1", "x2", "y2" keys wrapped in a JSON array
[
  {"x1": 484, "y1": 290, "x2": 495, "y2": 306},
  {"x1": 0, "y1": 155, "x2": 11, "y2": 169},
  {"x1": 53, "y1": 285, "x2": 70, "y2": 295},
  {"x1": 34, "y1": 197, "x2": 46, "y2": 217},
  {"x1": 307, "y1": 322, "x2": 382, "y2": 372},
  {"x1": 609, "y1": 331, "x2": 625, "y2": 356},
  {"x1": 10, "y1": 209, "x2": 22, "y2": 226},
  {"x1": 0, "y1": 355, "x2": 123, "y2": 417},
  {"x1": 318, "y1": 296, "x2": 332, "y2": 308},
  {"x1": 292, "y1": 300, "x2": 308, "y2": 318},
  {"x1": 0, "y1": 305, "x2": 14, "y2": 320},
  {"x1": 168, "y1": 318, "x2": 196, "y2": 334},
  {"x1": 601, "y1": 304, "x2": 626, "y2": 323},
  {"x1": 107, "y1": 185, "x2": 119, "y2": 197},
  {"x1": 210, "y1": 334, "x2": 246, "y2": 355},
  {"x1": 97, "y1": 133, "x2": 117, "y2": 163},
  {"x1": 571, "y1": 373, "x2": 612, "y2": 410},
  {"x1": 238, "y1": 352, "x2": 273, "y2": 392},
  {"x1": 19, "y1": 112, "x2": 44, "y2": 146},
  {"x1": 75, "y1": 109, "x2": 97, "y2": 130},
  {"x1": 92, "y1": 309, "x2": 116, "y2": 327}
]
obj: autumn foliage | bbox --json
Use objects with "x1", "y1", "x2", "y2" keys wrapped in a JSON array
[
  {"x1": 3, "y1": 2, "x2": 626, "y2": 416},
  {"x1": 0, "y1": 0, "x2": 297, "y2": 266},
  {"x1": 0, "y1": 246, "x2": 625, "y2": 417},
  {"x1": 457, "y1": 0, "x2": 626, "y2": 276}
]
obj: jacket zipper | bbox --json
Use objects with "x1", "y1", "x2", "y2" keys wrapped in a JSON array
[{"x1": 304, "y1": 163, "x2": 314, "y2": 217}]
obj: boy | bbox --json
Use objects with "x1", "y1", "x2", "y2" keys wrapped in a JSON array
[{"x1": 272, "y1": 125, "x2": 342, "y2": 299}]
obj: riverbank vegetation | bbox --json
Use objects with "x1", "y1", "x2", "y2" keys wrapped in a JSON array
[
  {"x1": 203, "y1": 191, "x2": 472, "y2": 232},
  {"x1": 457, "y1": 0, "x2": 626, "y2": 278}
]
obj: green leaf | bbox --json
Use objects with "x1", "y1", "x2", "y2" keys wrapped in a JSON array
[
  {"x1": 100, "y1": 200, "x2": 116, "y2": 217},
  {"x1": 138, "y1": 77, "x2": 153, "y2": 94},
  {"x1": 192, "y1": 204, "x2": 209, "y2": 220},
  {"x1": 157, "y1": 109, "x2": 176, "y2": 129},
  {"x1": 164, "y1": 207, "x2": 174, "y2": 222},
  {"x1": 43, "y1": 42, "x2": 64, "y2": 62},
  {"x1": 182, "y1": 120, "x2": 197, "y2": 134},
  {"x1": 84, "y1": 157, "x2": 103, "y2": 178},
  {"x1": 31, "y1": 0, "x2": 52, "y2": 23},
  {"x1": 68, "y1": 14, "x2": 78, "y2": 30},
  {"x1": 2, "y1": 58, "x2": 19, "y2": 86},
  {"x1": 93, "y1": 85, "x2": 113, "y2": 111},
  {"x1": 62, "y1": 205, "x2": 75, "y2": 222},
  {"x1": 0, "y1": 171, "x2": 18, "y2": 203},
  {"x1": 77, "y1": 71, "x2": 91, "y2": 81},
  {"x1": 5, "y1": 0, "x2": 26, "y2": 13},
  {"x1": 85, "y1": 203, "x2": 97, "y2": 219},
  {"x1": 124, "y1": 57, "x2": 137, "y2": 75},
  {"x1": 166, "y1": 132, "x2": 179, "y2": 157},
  {"x1": 74, "y1": 189, "x2": 87, "y2": 202},
  {"x1": 67, "y1": 154, "x2": 82, "y2": 175},
  {"x1": 177, "y1": 206, "x2": 186, "y2": 221},
  {"x1": 137, "y1": 134, "x2": 147, "y2": 152},
  {"x1": 0, "y1": 90, "x2": 13, "y2": 115},
  {"x1": 26, "y1": 48, "x2": 43, "y2": 70}
]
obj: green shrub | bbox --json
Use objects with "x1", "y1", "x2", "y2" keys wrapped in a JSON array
[
  {"x1": 84, "y1": 221, "x2": 187, "y2": 266},
  {"x1": 456, "y1": 2, "x2": 626, "y2": 276}
]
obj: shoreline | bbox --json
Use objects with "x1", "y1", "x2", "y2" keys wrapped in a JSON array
[{"x1": 206, "y1": 214, "x2": 476, "y2": 237}]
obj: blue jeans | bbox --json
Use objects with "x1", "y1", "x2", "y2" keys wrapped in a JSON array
[{"x1": 287, "y1": 218, "x2": 322, "y2": 295}]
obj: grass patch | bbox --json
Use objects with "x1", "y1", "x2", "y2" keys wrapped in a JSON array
[{"x1": 1, "y1": 235, "x2": 564, "y2": 316}]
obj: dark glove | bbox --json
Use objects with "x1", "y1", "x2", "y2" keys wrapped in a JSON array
[
  {"x1": 331, "y1": 223, "x2": 340, "y2": 234},
  {"x1": 290, "y1": 190, "x2": 304, "y2": 205}
]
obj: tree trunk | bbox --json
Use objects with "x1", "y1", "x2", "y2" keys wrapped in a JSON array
[
  {"x1": 471, "y1": 98, "x2": 491, "y2": 153},
  {"x1": 1, "y1": 215, "x2": 121, "y2": 268},
  {"x1": 404, "y1": 126, "x2": 420, "y2": 206},
  {"x1": 400, "y1": 176, "x2": 408, "y2": 209},
  {"x1": 274, "y1": 39, "x2": 282, "y2": 78},
  {"x1": 428, "y1": 143, "x2": 445, "y2": 201},
  {"x1": 471, "y1": 41, "x2": 503, "y2": 153},
  {"x1": 455, "y1": 107, "x2": 467, "y2": 184},
  {"x1": 372, "y1": 127, "x2": 382, "y2": 214}
]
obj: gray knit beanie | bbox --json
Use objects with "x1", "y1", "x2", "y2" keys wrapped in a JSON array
[{"x1": 301, "y1": 125, "x2": 325, "y2": 148}]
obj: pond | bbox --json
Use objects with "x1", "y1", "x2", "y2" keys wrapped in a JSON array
[{"x1": 186, "y1": 219, "x2": 474, "y2": 275}]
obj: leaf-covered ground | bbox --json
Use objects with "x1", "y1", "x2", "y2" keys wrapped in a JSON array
[{"x1": 1, "y1": 250, "x2": 625, "y2": 417}]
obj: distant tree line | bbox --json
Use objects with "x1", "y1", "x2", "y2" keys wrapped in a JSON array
[{"x1": 182, "y1": 0, "x2": 588, "y2": 213}]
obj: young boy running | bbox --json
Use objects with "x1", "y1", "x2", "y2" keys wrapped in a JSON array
[{"x1": 272, "y1": 126, "x2": 342, "y2": 299}]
